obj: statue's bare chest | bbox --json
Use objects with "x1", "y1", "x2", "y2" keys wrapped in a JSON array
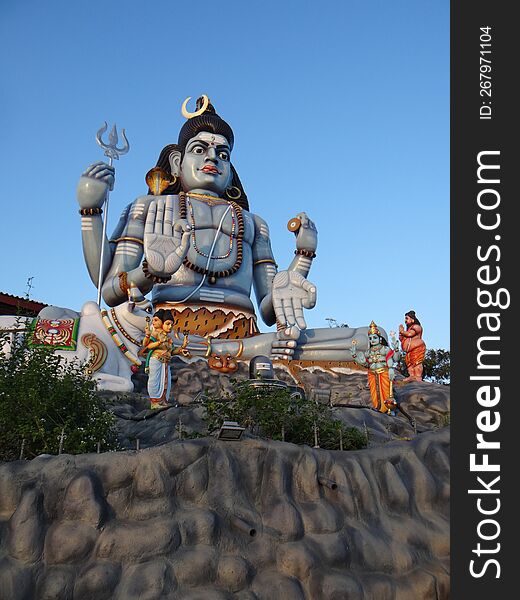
[
  {"x1": 175, "y1": 197, "x2": 254, "y2": 245},
  {"x1": 162, "y1": 196, "x2": 254, "y2": 275},
  {"x1": 368, "y1": 347, "x2": 387, "y2": 366}
]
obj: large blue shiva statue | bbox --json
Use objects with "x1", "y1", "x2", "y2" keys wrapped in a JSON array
[{"x1": 76, "y1": 96, "x2": 375, "y2": 370}]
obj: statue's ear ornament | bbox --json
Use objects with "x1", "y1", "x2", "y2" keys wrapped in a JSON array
[
  {"x1": 181, "y1": 95, "x2": 210, "y2": 119},
  {"x1": 145, "y1": 167, "x2": 177, "y2": 195},
  {"x1": 225, "y1": 186, "x2": 242, "y2": 200}
]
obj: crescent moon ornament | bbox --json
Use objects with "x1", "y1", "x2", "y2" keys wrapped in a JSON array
[{"x1": 181, "y1": 95, "x2": 210, "y2": 119}]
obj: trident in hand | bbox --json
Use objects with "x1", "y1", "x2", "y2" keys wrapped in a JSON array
[{"x1": 95, "y1": 122, "x2": 130, "y2": 306}]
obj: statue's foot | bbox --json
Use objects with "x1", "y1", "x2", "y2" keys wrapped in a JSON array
[
  {"x1": 400, "y1": 376, "x2": 424, "y2": 384},
  {"x1": 271, "y1": 338, "x2": 297, "y2": 360},
  {"x1": 150, "y1": 400, "x2": 169, "y2": 409}
]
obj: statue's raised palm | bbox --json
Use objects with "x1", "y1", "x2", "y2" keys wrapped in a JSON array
[
  {"x1": 272, "y1": 270, "x2": 317, "y2": 339},
  {"x1": 144, "y1": 197, "x2": 191, "y2": 277}
]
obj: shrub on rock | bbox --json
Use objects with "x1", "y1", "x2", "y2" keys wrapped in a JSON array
[
  {"x1": 0, "y1": 330, "x2": 118, "y2": 460},
  {"x1": 203, "y1": 380, "x2": 366, "y2": 450}
]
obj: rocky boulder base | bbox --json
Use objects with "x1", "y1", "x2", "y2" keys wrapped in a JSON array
[
  {"x1": 0, "y1": 426, "x2": 449, "y2": 599},
  {"x1": 0, "y1": 360, "x2": 450, "y2": 599},
  {"x1": 113, "y1": 359, "x2": 450, "y2": 450}
]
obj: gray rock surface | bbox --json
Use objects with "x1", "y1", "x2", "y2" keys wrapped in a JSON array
[
  {"x1": 0, "y1": 361, "x2": 450, "y2": 598},
  {"x1": 0, "y1": 427, "x2": 449, "y2": 599},
  {"x1": 112, "y1": 359, "x2": 450, "y2": 450}
]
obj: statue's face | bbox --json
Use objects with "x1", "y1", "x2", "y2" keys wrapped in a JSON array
[
  {"x1": 404, "y1": 315, "x2": 413, "y2": 326},
  {"x1": 368, "y1": 333, "x2": 380, "y2": 346},
  {"x1": 163, "y1": 320, "x2": 174, "y2": 333},
  {"x1": 179, "y1": 132, "x2": 232, "y2": 195},
  {"x1": 152, "y1": 316, "x2": 163, "y2": 330}
]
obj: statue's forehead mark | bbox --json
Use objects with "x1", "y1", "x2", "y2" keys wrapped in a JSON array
[{"x1": 196, "y1": 132, "x2": 229, "y2": 146}]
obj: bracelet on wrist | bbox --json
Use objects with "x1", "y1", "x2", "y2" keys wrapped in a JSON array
[
  {"x1": 142, "y1": 260, "x2": 171, "y2": 284},
  {"x1": 295, "y1": 249, "x2": 317, "y2": 258},
  {"x1": 79, "y1": 207, "x2": 103, "y2": 216},
  {"x1": 118, "y1": 271, "x2": 129, "y2": 294}
]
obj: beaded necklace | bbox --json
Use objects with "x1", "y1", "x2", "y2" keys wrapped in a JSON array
[
  {"x1": 100, "y1": 310, "x2": 141, "y2": 367},
  {"x1": 110, "y1": 308, "x2": 141, "y2": 346},
  {"x1": 368, "y1": 345, "x2": 385, "y2": 363},
  {"x1": 178, "y1": 192, "x2": 244, "y2": 283},
  {"x1": 186, "y1": 191, "x2": 228, "y2": 203},
  {"x1": 186, "y1": 196, "x2": 236, "y2": 259}
]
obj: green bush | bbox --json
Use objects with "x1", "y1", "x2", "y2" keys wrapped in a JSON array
[
  {"x1": 423, "y1": 349, "x2": 450, "y2": 384},
  {"x1": 203, "y1": 380, "x2": 366, "y2": 451},
  {"x1": 0, "y1": 328, "x2": 119, "y2": 461}
]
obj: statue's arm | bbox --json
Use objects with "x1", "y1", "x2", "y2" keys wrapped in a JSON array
[
  {"x1": 351, "y1": 350, "x2": 367, "y2": 367},
  {"x1": 76, "y1": 162, "x2": 151, "y2": 303},
  {"x1": 252, "y1": 212, "x2": 319, "y2": 332},
  {"x1": 389, "y1": 333, "x2": 401, "y2": 362},
  {"x1": 77, "y1": 162, "x2": 116, "y2": 288},
  {"x1": 285, "y1": 212, "x2": 318, "y2": 279},
  {"x1": 251, "y1": 214, "x2": 278, "y2": 326},
  {"x1": 399, "y1": 324, "x2": 421, "y2": 339},
  {"x1": 350, "y1": 338, "x2": 367, "y2": 366},
  {"x1": 78, "y1": 208, "x2": 113, "y2": 288},
  {"x1": 387, "y1": 351, "x2": 400, "y2": 367},
  {"x1": 100, "y1": 197, "x2": 156, "y2": 306}
]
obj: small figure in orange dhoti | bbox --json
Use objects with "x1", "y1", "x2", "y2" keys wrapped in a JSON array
[
  {"x1": 399, "y1": 310, "x2": 426, "y2": 383},
  {"x1": 350, "y1": 321, "x2": 401, "y2": 414}
]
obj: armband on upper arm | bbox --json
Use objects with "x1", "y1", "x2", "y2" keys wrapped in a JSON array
[{"x1": 252, "y1": 214, "x2": 276, "y2": 262}]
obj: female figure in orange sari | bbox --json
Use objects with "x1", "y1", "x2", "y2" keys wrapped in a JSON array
[{"x1": 399, "y1": 310, "x2": 426, "y2": 383}]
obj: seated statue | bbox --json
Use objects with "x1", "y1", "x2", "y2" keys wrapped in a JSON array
[
  {"x1": 350, "y1": 321, "x2": 400, "y2": 413},
  {"x1": 76, "y1": 95, "x2": 372, "y2": 366},
  {"x1": 398, "y1": 310, "x2": 426, "y2": 383}
]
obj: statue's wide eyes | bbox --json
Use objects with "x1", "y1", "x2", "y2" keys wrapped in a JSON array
[
  {"x1": 218, "y1": 151, "x2": 229, "y2": 161},
  {"x1": 192, "y1": 145, "x2": 205, "y2": 154}
]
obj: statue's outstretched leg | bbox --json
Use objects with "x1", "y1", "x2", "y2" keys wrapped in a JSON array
[{"x1": 213, "y1": 326, "x2": 378, "y2": 363}]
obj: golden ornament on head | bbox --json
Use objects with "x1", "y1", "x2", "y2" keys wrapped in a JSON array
[
  {"x1": 368, "y1": 320, "x2": 380, "y2": 335},
  {"x1": 181, "y1": 95, "x2": 210, "y2": 119}
]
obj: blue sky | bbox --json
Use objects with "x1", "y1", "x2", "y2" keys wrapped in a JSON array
[{"x1": 0, "y1": 0, "x2": 449, "y2": 348}]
